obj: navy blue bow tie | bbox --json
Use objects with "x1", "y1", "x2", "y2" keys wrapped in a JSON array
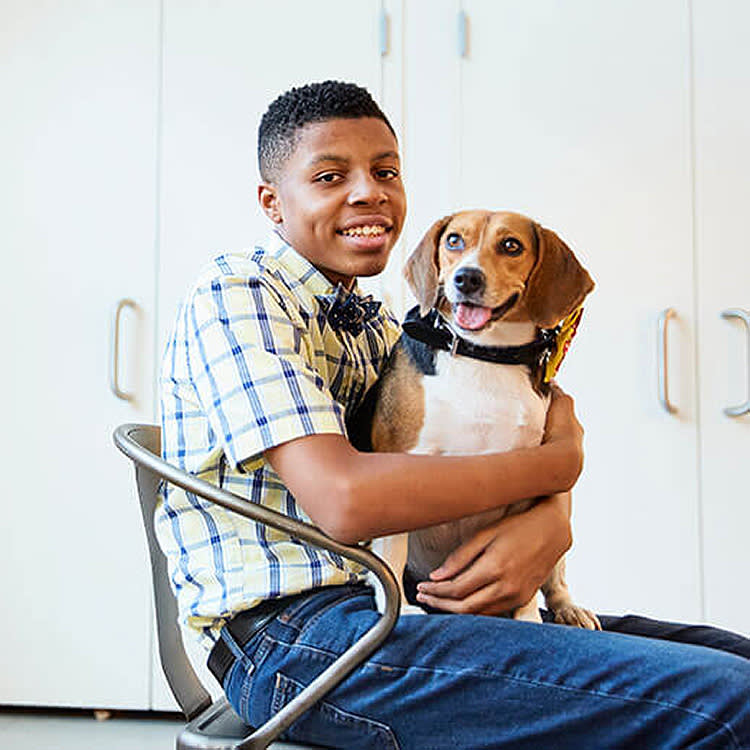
[{"x1": 316, "y1": 286, "x2": 382, "y2": 335}]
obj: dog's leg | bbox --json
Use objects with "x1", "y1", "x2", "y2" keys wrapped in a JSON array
[
  {"x1": 513, "y1": 596, "x2": 543, "y2": 623},
  {"x1": 370, "y1": 533, "x2": 424, "y2": 615},
  {"x1": 541, "y1": 558, "x2": 601, "y2": 630}
]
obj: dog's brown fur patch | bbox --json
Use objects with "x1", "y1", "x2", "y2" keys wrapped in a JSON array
[{"x1": 372, "y1": 343, "x2": 425, "y2": 452}]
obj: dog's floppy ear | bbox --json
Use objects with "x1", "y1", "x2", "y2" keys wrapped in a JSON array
[
  {"x1": 524, "y1": 225, "x2": 595, "y2": 328},
  {"x1": 404, "y1": 215, "x2": 452, "y2": 314}
]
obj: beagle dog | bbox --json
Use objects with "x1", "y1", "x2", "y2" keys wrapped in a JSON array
[{"x1": 367, "y1": 210, "x2": 599, "y2": 627}]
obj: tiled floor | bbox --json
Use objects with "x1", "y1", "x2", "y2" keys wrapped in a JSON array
[{"x1": 0, "y1": 709, "x2": 183, "y2": 750}]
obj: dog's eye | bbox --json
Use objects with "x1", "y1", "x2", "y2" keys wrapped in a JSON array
[
  {"x1": 499, "y1": 237, "x2": 523, "y2": 256},
  {"x1": 445, "y1": 233, "x2": 465, "y2": 251}
]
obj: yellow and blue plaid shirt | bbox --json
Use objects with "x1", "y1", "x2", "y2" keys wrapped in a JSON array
[{"x1": 157, "y1": 232, "x2": 400, "y2": 649}]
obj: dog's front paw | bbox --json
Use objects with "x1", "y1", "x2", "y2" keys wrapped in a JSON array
[{"x1": 553, "y1": 605, "x2": 601, "y2": 630}]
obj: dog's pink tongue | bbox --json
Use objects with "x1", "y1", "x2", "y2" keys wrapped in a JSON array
[{"x1": 455, "y1": 304, "x2": 492, "y2": 330}]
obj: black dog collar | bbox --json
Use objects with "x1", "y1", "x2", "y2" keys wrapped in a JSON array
[{"x1": 401, "y1": 305, "x2": 558, "y2": 368}]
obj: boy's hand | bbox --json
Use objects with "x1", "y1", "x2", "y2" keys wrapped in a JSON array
[
  {"x1": 544, "y1": 383, "x2": 583, "y2": 446},
  {"x1": 543, "y1": 384, "x2": 584, "y2": 486},
  {"x1": 414, "y1": 493, "x2": 572, "y2": 615}
]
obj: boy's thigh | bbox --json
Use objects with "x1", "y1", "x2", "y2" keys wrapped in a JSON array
[{"x1": 230, "y1": 589, "x2": 750, "y2": 749}]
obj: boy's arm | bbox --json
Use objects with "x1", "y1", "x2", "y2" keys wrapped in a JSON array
[{"x1": 265, "y1": 387, "x2": 583, "y2": 544}]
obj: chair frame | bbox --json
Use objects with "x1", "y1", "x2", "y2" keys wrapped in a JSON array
[{"x1": 114, "y1": 423, "x2": 400, "y2": 750}]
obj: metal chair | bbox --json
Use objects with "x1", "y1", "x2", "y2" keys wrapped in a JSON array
[{"x1": 114, "y1": 423, "x2": 400, "y2": 750}]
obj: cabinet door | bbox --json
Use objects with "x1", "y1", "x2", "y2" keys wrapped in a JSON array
[
  {"x1": 399, "y1": 0, "x2": 463, "y2": 283},
  {"x1": 0, "y1": 2, "x2": 158, "y2": 706},
  {"x1": 693, "y1": 0, "x2": 750, "y2": 636},
  {"x1": 158, "y1": 0, "x2": 385, "y2": 358},
  {"x1": 154, "y1": 0, "x2": 385, "y2": 709},
  {"x1": 432, "y1": 1, "x2": 701, "y2": 621}
]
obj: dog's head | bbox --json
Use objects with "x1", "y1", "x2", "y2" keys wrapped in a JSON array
[{"x1": 404, "y1": 210, "x2": 594, "y2": 332}]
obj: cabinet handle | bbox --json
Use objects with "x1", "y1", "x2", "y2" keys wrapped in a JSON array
[
  {"x1": 111, "y1": 298, "x2": 137, "y2": 401},
  {"x1": 720, "y1": 308, "x2": 750, "y2": 417},
  {"x1": 657, "y1": 308, "x2": 678, "y2": 415},
  {"x1": 457, "y1": 10, "x2": 468, "y2": 58}
]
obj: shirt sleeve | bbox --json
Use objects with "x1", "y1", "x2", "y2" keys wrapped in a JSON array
[{"x1": 186, "y1": 273, "x2": 346, "y2": 470}]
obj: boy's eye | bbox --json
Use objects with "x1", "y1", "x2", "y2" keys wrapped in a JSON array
[
  {"x1": 499, "y1": 237, "x2": 523, "y2": 256},
  {"x1": 375, "y1": 167, "x2": 399, "y2": 179},
  {"x1": 445, "y1": 233, "x2": 465, "y2": 251},
  {"x1": 315, "y1": 172, "x2": 342, "y2": 184}
]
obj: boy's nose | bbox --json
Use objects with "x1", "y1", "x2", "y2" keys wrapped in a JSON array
[{"x1": 348, "y1": 173, "x2": 387, "y2": 204}]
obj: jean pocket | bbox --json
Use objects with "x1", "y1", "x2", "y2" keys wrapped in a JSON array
[
  {"x1": 223, "y1": 630, "x2": 273, "y2": 722},
  {"x1": 271, "y1": 672, "x2": 400, "y2": 750}
]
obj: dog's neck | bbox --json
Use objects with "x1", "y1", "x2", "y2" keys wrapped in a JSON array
[{"x1": 445, "y1": 319, "x2": 538, "y2": 349}]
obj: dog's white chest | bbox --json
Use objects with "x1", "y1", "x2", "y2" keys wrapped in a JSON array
[
  {"x1": 401, "y1": 353, "x2": 550, "y2": 582},
  {"x1": 413, "y1": 353, "x2": 548, "y2": 456}
]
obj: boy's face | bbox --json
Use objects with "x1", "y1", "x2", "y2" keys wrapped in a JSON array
[{"x1": 259, "y1": 117, "x2": 406, "y2": 288}]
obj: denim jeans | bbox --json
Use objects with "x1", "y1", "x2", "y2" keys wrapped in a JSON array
[{"x1": 219, "y1": 584, "x2": 750, "y2": 749}]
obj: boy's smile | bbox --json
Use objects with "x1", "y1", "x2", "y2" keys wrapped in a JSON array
[{"x1": 259, "y1": 117, "x2": 406, "y2": 288}]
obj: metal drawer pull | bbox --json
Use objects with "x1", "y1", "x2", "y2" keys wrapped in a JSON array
[
  {"x1": 111, "y1": 298, "x2": 137, "y2": 402},
  {"x1": 458, "y1": 10, "x2": 468, "y2": 58},
  {"x1": 657, "y1": 308, "x2": 678, "y2": 415},
  {"x1": 720, "y1": 308, "x2": 750, "y2": 417}
]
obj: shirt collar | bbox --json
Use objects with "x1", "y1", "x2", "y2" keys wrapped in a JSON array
[
  {"x1": 264, "y1": 230, "x2": 367, "y2": 303},
  {"x1": 262, "y1": 232, "x2": 383, "y2": 335}
]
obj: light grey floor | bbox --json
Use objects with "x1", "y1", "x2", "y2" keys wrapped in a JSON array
[
  {"x1": 0, "y1": 710, "x2": 320, "y2": 750},
  {"x1": 0, "y1": 710, "x2": 183, "y2": 750}
]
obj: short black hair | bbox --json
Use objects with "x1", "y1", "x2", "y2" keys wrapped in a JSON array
[{"x1": 258, "y1": 80, "x2": 396, "y2": 182}]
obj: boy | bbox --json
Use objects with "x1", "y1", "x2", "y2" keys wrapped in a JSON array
[{"x1": 159, "y1": 81, "x2": 750, "y2": 748}]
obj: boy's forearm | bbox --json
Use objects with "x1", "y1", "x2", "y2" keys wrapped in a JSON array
[
  {"x1": 339, "y1": 441, "x2": 579, "y2": 541},
  {"x1": 268, "y1": 434, "x2": 582, "y2": 544}
]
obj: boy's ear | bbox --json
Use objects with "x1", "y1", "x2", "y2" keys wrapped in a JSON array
[{"x1": 258, "y1": 183, "x2": 283, "y2": 224}]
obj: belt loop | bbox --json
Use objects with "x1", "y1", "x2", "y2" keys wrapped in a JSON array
[
  {"x1": 219, "y1": 621, "x2": 247, "y2": 661},
  {"x1": 208, "y1": 604, "x2": 283, "y2": 685}
]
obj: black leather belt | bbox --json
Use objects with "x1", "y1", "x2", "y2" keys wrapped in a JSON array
[{"x1": 208, "y1": 593, "x2": 306, "y2": 685}]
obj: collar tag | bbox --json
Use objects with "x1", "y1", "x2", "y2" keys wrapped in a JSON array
[{"x1": 543, "y1": 307, "x2": 584, "y2": 383}]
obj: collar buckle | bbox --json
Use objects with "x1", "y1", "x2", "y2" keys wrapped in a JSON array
[
  {"x1": 449, "y1": 333, "x2": 459, "y2": 357},
  {"x1": 434, "y1": 311, "x2": 459, "y2": 356}
]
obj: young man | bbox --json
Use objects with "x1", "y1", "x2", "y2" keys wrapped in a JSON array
[{"x1": 159, "y1": 81, "x2": 750, "y2": 748}]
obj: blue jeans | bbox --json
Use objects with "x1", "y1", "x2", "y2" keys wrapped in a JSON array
[{"x1": 219, "y1": 584, "x2": 750, "y2": 749}]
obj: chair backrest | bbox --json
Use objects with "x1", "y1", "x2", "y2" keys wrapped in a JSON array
[
  {"x1": 117, "y1": 423, "x2": 212, "y2": 720},
  {"x1": 115, "y1": 422, "x2": 400, "y2": 748}
]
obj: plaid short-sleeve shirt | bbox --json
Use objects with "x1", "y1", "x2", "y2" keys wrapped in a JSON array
[{"x1": 157, "y1": 233, "x2": 400, "y2": 649}]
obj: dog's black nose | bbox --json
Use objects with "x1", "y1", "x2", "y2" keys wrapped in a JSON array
[{"x1": 453, "y1": 267, "x2": 485, "y2": 296}]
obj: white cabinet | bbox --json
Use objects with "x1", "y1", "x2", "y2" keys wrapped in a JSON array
[
  {"x1": 157, "y1": 0, "x2": 388, "y2": 358},
  {"x1": 2, "y1": 0, "x2": 389, "y2": 712},
  {"x1": 693, "y1": 0, "x2": 750, "y2": 636},
  {"x1": 402, "y1": 0, "x2": 701, "y2": 622},
  {"x1": 461, "y1": 0, "x2": 702, "y2": 624},
  {"x1": 2, "y1": 0, "x2": 390, "y2": 712},
  {"x1": 399, "y1": 0, "x2": 749, "y2": 631},
  {"x1": 1, "y1": 1, "x2": 159, "y2": 707}
]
